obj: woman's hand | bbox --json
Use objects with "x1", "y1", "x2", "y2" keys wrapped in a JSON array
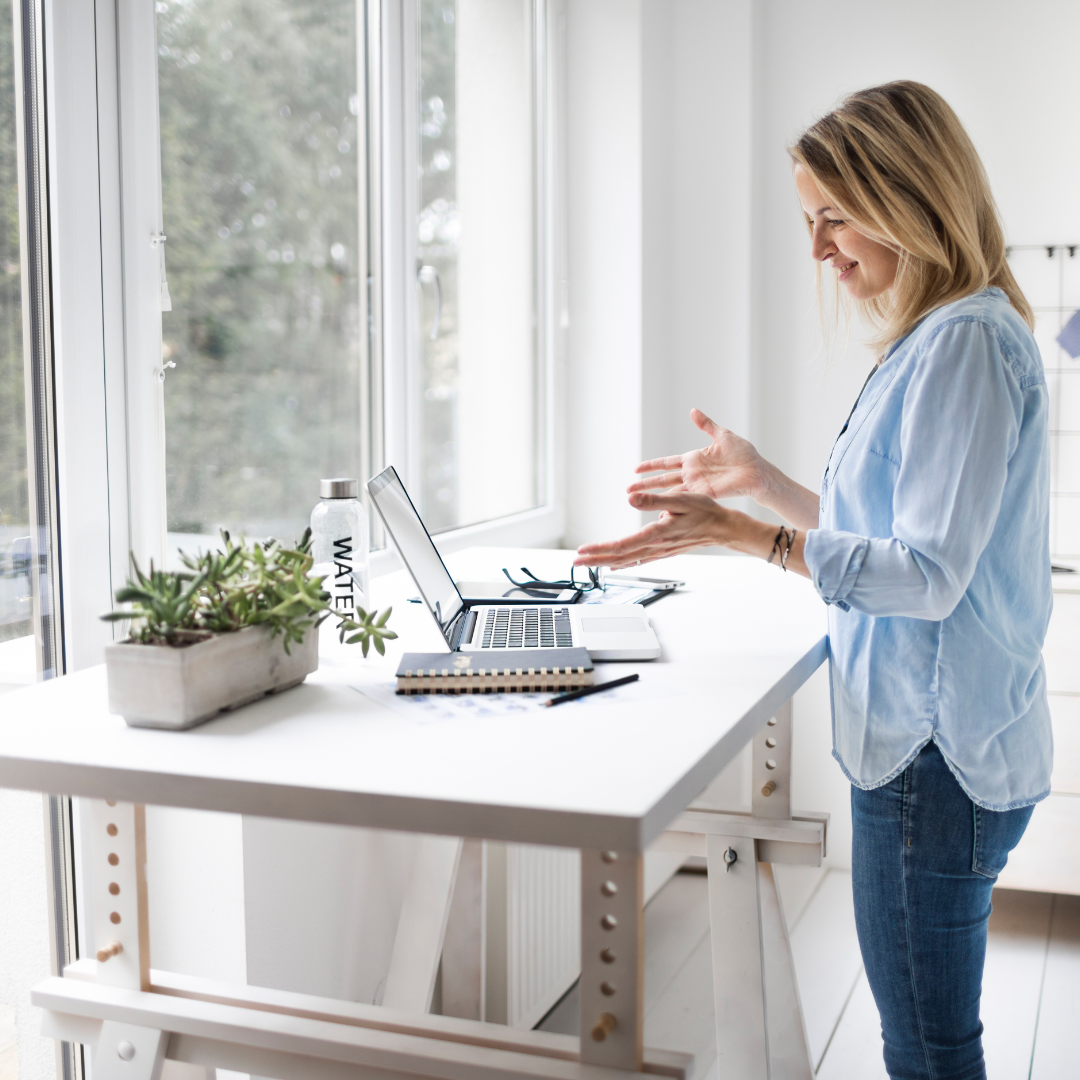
[
  {"x1": 575, "y1": 491, "x2": 811, "y2": 578},
  {"x1": 629, "y1": 409, "x2": 767, "y2": 502},
  {"x1": 631, "y1": 408, "x2": 821, "y2": 530},
  {"x1": 575, "y1": 491, "x2": 733, "y2": 569}
]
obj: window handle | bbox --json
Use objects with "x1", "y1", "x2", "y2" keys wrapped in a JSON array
[
  {"x1": 151, "y1": 232, "x2": 172, "y2": 312},
  {"x1": 417, "y1": 264, "x2": 442, "y2": 341}
]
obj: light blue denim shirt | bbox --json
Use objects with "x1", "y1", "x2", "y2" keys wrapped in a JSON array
[{"x1": 803, "y1": 287, "x2": 1053, "y2": 811}]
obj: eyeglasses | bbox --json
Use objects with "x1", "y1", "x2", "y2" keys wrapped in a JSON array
[{"x1": 501, "y1": 564, "x2": 606, "y2": 597}]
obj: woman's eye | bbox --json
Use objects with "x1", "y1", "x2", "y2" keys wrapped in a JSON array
[{"x1": 827, "y1": 219, "x2": 845, "y2": 227}]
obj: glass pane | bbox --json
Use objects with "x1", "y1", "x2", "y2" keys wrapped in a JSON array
[
  {"x1": 157, "y1": 0, "x2": 362, "y2": 550},
  {"x1": 1, "y1": 3, "x2": 61, "y2": 1078},
  {"x1": 0, "y1": 2, "x2": 32, "y2": 685},
  {"x1": 416, "y1": 0, "x2": 540, "y2": 531}
]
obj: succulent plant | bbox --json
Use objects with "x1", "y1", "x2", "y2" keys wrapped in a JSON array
[{"x1": 102, "y1": 528, "x2": 393, "y2": 654}]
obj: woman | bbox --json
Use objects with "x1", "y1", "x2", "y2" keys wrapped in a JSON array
[{"x1": 577, "y1": 81, "x2": 1051, "y2": 1080}]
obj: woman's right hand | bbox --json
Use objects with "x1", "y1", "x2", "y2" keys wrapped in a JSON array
[{"x1": 629, "y1": 409, "x2": 768, "y2": 502}]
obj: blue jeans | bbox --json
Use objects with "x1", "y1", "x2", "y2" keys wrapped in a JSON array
[{"x1": 851, "y1": 741, "x2": 1033, "y2": 1080}]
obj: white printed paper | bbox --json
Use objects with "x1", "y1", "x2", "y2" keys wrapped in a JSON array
[{"x1": 349, "y1": 670, "x2": 685, "y2": 725}]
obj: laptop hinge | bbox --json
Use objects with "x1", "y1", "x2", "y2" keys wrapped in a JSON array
[{"x1": 449, "y1": 608, "x2": 477, "y2": 650}]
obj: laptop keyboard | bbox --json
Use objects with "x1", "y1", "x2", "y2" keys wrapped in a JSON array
[{"x1": 480, "y1": 607, "x2": 574, "y2": 649}]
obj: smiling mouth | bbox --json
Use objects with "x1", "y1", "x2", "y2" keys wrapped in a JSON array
[{"x1": 834, "y1": 261, "x2": 858, "y2": 275}]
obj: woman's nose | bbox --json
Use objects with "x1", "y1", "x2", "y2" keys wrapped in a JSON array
[{"x1": 811, "y1": 225, "x2": 835, "y2": 263}]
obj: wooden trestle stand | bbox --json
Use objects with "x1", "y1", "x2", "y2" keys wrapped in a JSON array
[
  {"x1": 34, "y1": 696, "x2": 825, "y2": 1080},
  {"x1": 4, "y1": 553, "x2": 829, "y2": 1080}
]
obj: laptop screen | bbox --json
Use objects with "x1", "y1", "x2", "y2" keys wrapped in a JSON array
[{"x1": 367, "y1": 466, "x2": 463, "y2": 642}]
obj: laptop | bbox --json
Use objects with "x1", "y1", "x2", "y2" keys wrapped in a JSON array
[{"x1": 367, "y1": 466, "x2": 661, "y2": 661}]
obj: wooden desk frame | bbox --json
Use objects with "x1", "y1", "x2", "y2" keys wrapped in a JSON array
[{"x1": 33, "y1": 697, "x2": 826, "y2": 1080}]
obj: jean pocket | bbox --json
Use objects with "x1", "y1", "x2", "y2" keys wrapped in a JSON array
[{"x1": 972, "y1": 803, "x2": 1035, "y2": 879}]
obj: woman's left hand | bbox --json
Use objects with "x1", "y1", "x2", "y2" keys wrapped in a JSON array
[{"x1": 574, "y1": 491, "x2": 730, "y2": 569}]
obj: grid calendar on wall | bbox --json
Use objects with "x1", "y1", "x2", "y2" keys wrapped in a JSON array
[{"x1": 1009, "y1": 246, "x2": 1080, "y2": 560}]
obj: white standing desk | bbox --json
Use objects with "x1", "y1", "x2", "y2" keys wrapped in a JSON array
[{"x1": 0, "y1": 550, "x2": 828, "y2": 1080}]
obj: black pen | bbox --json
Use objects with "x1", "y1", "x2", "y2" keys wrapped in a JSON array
[{"x1": 543, "y1": 673, "x2": 640, "y2": 707}]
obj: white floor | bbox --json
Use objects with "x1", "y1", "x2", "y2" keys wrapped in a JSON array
[
  {"x1": 539, "y1": 868, "x2": 1080, "y2": 1079},
  {"x1": 0, "y1": 1004, "x2": 16, "y2": 1080}
]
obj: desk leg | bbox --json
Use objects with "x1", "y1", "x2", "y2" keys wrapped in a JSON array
[
  {"x1": 754, "y1": 700, "x2": 793, "y2": 821},
  {"x1": 707, "y1": 833, "x2": 768, "y2": 1080},
  {"x1": 751, "y1": 699, "x2": 813, "y2": 1076},
  {"x1": 706, "y1": 695, "x2": 814, "y2": 1080},
  {"x1": 86, "y1": 800, "x2": 150, "y2": 990},
  {"x1": 442, "y1": 837, "x2": 486, "y2": 1021},
  {"x1": 579, "y1": 849, "x2": 644, "y2": 1071},
  {"x1": 85, "y1": 801, "x2": 176, "y2": 1079},
  {"x1": 383, "y1": 834, "x2": 463, "y2": 1012},
  {"x1": 758, "y1": 861, "x2": 812, "y2": 1079}
]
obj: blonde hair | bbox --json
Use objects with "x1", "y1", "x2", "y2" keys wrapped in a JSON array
[{"x1": 790, "y1": 81, "x2": 1033, "y2": 355}]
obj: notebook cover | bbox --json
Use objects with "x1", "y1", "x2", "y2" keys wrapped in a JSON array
[{"x1": 396, "y1": 648, "x2": 593, "y2": 678}]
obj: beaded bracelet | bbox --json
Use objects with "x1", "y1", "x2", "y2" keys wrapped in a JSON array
[
  {"x1": 767, "y1": 526, "x2": 786, "y2": 566},
  {"x1": 767, "y1": 526, "x2": 798, "y2": 571},
  {"x1": 780, "y1": 528, "x2": 798, "y2": 571}
]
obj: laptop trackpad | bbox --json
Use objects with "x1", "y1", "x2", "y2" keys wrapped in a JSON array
[
  {"x1": 577, "y1": 611, "x2": 660, "y2": 661},
  {"x1": 578, "y1": 616, "x2": 648, "y2": 634}
]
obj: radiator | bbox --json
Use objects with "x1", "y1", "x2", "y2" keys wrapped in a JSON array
[
  {"x1": 506, "y1": 843, "x2": 581, "y2": 1029},
  {"x1": 491, "y1": 842, "x2": 684, "y2": 1029}
]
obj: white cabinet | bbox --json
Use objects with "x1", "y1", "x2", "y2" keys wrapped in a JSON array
[{"x1": 997, "y1": 585, "x2": 1080, "y2": 894}]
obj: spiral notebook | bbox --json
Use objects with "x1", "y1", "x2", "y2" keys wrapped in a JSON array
[{"x1": 395, "y1": 648, "x2": 594, "y2": 695}]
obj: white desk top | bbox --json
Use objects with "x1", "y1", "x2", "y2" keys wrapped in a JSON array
[{"x1": 0, "y1": 550, "x2": 826, "y2": 851}]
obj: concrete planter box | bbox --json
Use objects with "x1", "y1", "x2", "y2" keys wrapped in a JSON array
[{"x1": 105, "y1": 625, "x2": 319, "y2": 730}]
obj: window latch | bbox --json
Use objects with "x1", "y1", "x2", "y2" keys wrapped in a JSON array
[
  {"x1": 151, "y1": 232, "x2": 172, "y2": 312},
  {"x1": 416, "y1": 263, "x2": 442, "y2": 341}
]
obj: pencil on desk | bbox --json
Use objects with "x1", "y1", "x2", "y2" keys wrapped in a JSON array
[{"x1": 543, "y1": 673, "x2": 640, "y2": 707}]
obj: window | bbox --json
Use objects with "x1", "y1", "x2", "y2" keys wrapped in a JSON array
[
  {"x1": 147, "y1": 0, "x2": 560, "y2": 560},
  {"x1": 1, "y1": 0, "x2": 78, "y2": 1075},
  {"x1": 0, "y1": 0, "x2": 30, "y2": 666},
  {"x1": 157, "y1": 0, "x2": 364, "y2": 552},
  {"x1": 409, "y1": 0, "x2": 544, "y2": 531},
  {"x1": 1, "y1": 0, "x2": 59, "y2": 684}
]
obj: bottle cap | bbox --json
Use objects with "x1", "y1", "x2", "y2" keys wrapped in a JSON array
[{"x1": 320, "y1": 478, "x2": 358, "y2": 499}]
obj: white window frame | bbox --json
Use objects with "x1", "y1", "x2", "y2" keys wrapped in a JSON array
[
  {"x1": 45, "y1": 0, "x2": 170, "y2": 614},
  {"x1": 32, "y1": 0, "x2": 136, "y2": 678},
  {"x1": 54, "y1": 0, "x2": 569, "y2": 610},
  {"x1": 363, "y1": 0, "x2": 569, "y2": 568},
  {"x1": 14, "y1": 4, "x2": 130, "y2": 1076}
]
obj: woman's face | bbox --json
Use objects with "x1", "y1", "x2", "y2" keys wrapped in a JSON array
[{"x1": 794, "y1": 165, "x2": 899, "y2": 301}]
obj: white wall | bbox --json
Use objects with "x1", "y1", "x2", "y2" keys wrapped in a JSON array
[
  {"x1": 565, "y1": 0, "x2": 852, "y2": 868},
  {"x1": 641, "y1": 0, "x2": 755, "y2": 465},
  {"x1": 754, "y1": 0, "x2": 1080, "y2": 492},
  {"x1": 753, "y1": 0, "x2": 1080, "y2": 867},
  {"x1": 565, "y1": 0, "x2": 1080, "y2": 870},
  {"x1": 456, "y1": 0, "x2": 536, "y2": 523},
  {"x1": 144, "y1": 807, "x2": 248, "y2": 984},
  {"x1": 564, "y1": 0, "x2": 643, "y2": 547},
  {"x1": 570, "y1": 0, "x2": 1080, "y2": 533},
  {"x1": 242, "y1": 818, "x2": 418, "y2": 1004}
]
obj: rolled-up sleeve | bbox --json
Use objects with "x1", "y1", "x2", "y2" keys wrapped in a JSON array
[
  {"x1": 804, "y1": 530, "x2": 868, "y2": 609},
  {"x1": 804, "y1": 318, "x2": 1023, "y2": 620}
]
